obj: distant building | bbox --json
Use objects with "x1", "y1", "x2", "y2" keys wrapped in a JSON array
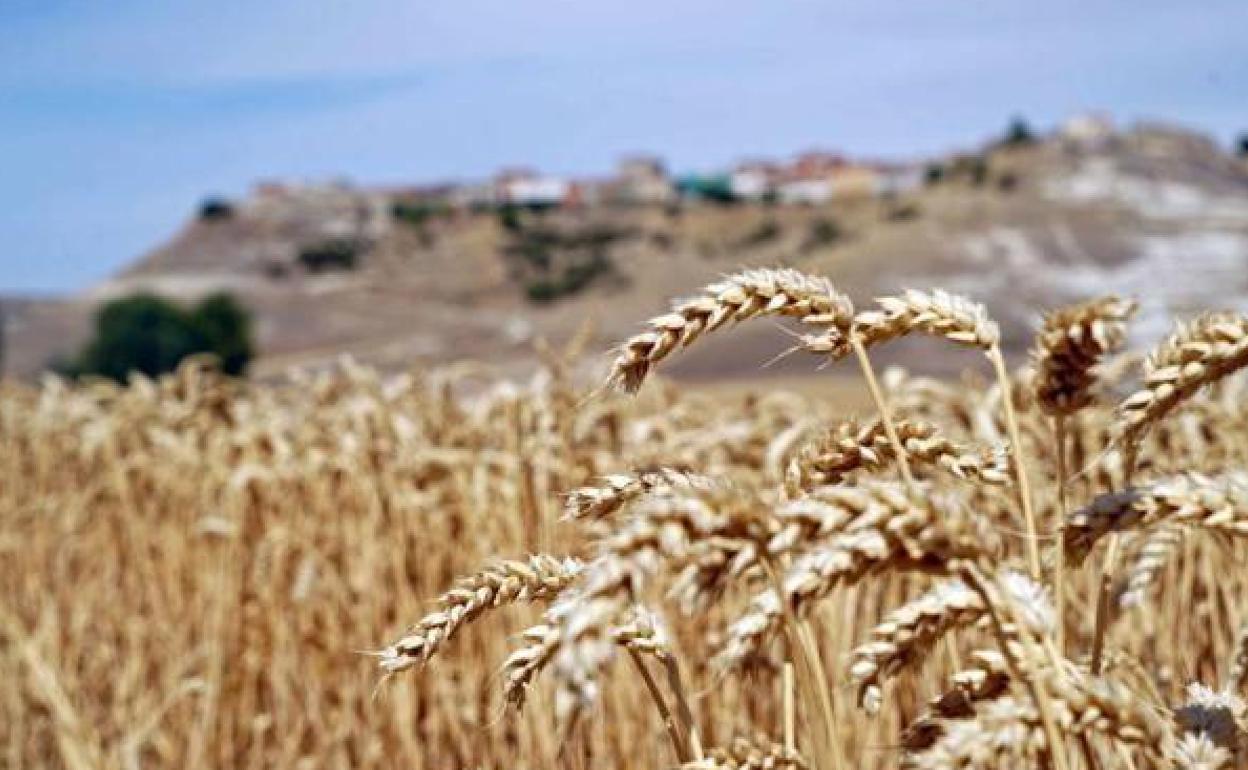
[
  {"x1": 791, "y1": 151, "x2": 846, "y2": 177},
  {"x1": 873, "y1": 163, "x2": 924, "y2": 197},
  {"x1": 1060, "y1": 113, "x2": 1115, "y2": 151},
  {"x1": 495, "y1": 168, "x2": 570, "y2": 208},
  {"x1": 730, "y1": 161, "x2": 779, "y2": 201},
  {"x1": 613, "y1": 155, "x2": 674, "y2": 205},
  {"x1": 829, "y1": 164, "x2": 881, "y2": 200},
  {"x1": 451, "y1": 182, "x2": 500, "y2": 210},
  {"x1": 777, "y1": 176, "x2": 834, "y2": 205},
  {"x1": 771, "y1": 151, "x2": 843, "y2": 205}
]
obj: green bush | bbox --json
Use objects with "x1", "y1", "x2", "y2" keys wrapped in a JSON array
[
  {"x1": 199, "y1": 198, "x2": 235, "y2": 221},
  {"x1": 297, "y1": 238, "x2": 360, "y2": 273},
  {"x1": 524, "y1": 254, "x2": 611, "y2": 304},
  {"x1": 739, "y1": 219, "x2": 781, "y2": 248},
  {"x1": 1002, "y1": 115, "x2": 1036, "y2": 147},
  {"x1": 392, "y1": 201, "x2": 448, "y2": 228},
  {"x1": 884, "y1": 202, "x2": 921, "y2": 222},
  {"x1": 805, "y1": 218, "x2": 843, "y2": 249},
  {"x1": 498, "y1": 206, "x2": 523, "y2": 233},
  {"x1": 63, "y1": 292, "x2": 254, "y2": 381}
]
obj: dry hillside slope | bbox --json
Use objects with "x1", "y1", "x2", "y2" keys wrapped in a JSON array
[{"x1": 6, "y1": 122, "x2": 1248, "y2": 381}]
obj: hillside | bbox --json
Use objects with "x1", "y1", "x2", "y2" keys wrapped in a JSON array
[{"x1": 6, "y1": 121, "x2": 1248, "y2": 381}]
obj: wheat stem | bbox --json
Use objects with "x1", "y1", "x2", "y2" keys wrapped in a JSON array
[
  {"x1": 627, "y1": 649, "x2": 689, "y2": 761},
  {"x1": 760, "y1": 557, "x2": 843, "y2": 770},
  {"x1": 961, "y1": 564, "x2": 1072, "y2": 770},
  {"x1": 850, "y1": 334, "x2": 915, "y2": 489},
  {"x1": 1053, "y1": 417, "x2": 1069, "y2": 653},
  {"x1": 988, "y1": 345, "x2": 1041, "y2": 579}
]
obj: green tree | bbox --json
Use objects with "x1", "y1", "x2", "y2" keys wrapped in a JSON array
[
  {"x1": 65, "y1": 292, "x2": 254, "y2": 381},
  {"x1": 198, "y1": 197, "x2": 235, "y2": 221},
  {"x1": 1238, "y1": 133, "x2": 1248, "y2": 157},
  {"x1": 1003, "y1": 115, "x2": 1036, "y2": 147},
  {"x1": 188, "y1": 293, "x2": 254, "y2": 375}
]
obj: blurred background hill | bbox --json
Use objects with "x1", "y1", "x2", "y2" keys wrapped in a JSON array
[{"x1": 5, "y1": 118, "x2": 1247, "y2": 382}]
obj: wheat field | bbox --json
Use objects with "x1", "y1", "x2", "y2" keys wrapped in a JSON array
[{"x1": 3, "y1": 271, "x2": 1248, "y2": 769}]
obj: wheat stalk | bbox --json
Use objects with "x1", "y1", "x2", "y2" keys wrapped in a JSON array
[
  {"x1": 606, "y1": 268, "x2": 854, "y2": 393},
  {"x1": 377, "y1": 554, "x2": 583, "y2": 673}
]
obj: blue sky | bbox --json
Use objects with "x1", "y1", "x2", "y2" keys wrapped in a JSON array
[{"x1": 2, "y1": 1, "x2": 1245, "y2": 294}]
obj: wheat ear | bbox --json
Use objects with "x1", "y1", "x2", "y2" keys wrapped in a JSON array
[
  {"x1": 850, "y1": 571, "x2": 1052, "y2": 713},
  {"x1": 785, "y1": 417, "x2": 1010, "y2": 495},
  {"x1": 902, "y1": 696, "x2": 1050, "y2": 769},
  {"x1": 509, "y1": 494, "x2": 727, "y2": 725},
  {"x1": 1115, "y1": 312, "x2": 1248, "y2": 472},
  {"x1": 607, "y1": 268, "x2": 853, "y2": 393},
  {"x1": 563, "y1": 467, "x2": 716, "y2": 521},
  {"x1": 900, "y1": 648, "x2": 1014, "y2": 751},
  {"x1": 1032, "y1": 295, "x2": 1138, "y2": 417},
  {"x1": 1227, "y1": 620, "x2": 1248, "y2": 694},
  {"x1": 377, "y1": 554, "x2": 583, "y2": 673},
  {"x1": 681, "y1": 735, "x2": 808, "y2": 770},
  {"x1": 1063, "y1": 472, "x2": 1248, "y2": 566},
  {"x1": 819, "y1": 289, "x2": 1040, "y2": 577},
  {"x1": 718, "y1": 483, "x2": 991, "y2": 668},
  {"x1": 1170, "y1": 733, "x2": 1234, "y2": 770},
  {"x1": 1174, "y1": 682, "x2": 1246, "y2": 755},
  {"x1": 1034, "y1": 296, "x2": 1138, "y2": 644},
  {"x1": 1119, "y1": 522, "x2": 1186, "y2": 608}
]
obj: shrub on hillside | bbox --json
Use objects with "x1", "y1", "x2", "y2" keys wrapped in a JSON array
[
  {"x1": 738, "y1": 219, "x2": 781, "y2": 248},
  {"x1": 62, "y1": 292, "x2": 254, "y2": 381},
  {"x1": 199, "y1": 197, "x2": 235, "y2": 221},
  {"x1": 392, "y1": 201, "x2": 448, "y2": 228},
  {"x1": 804, "y1": 217, "x2": 843, "y2": 249},
  {"x1": 297, "y1": 238, "x2": 361, "y2": 273},
  {"x1": 524, "y1": 253, "x2": 612, "y2": 304},
  {"x1": 1001, "y1": 115, "x2": 1036, "y2": 147}
]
